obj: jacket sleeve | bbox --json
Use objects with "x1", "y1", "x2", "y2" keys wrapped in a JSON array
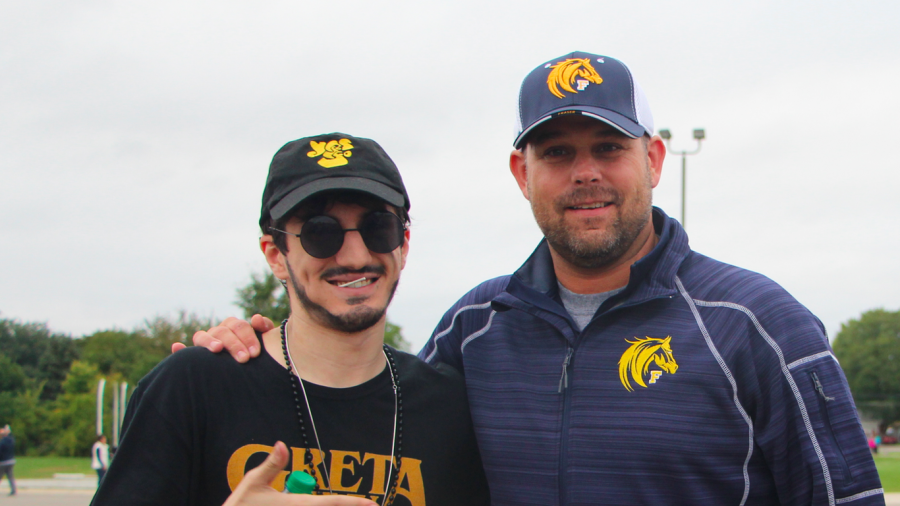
[
  {"x1": 417, "y1": 276, "x2": 510, "y2": 371},
  {"x1": 417, "y1": 302, "x2": 468, "y2": 372},
  {"x1": 744, "y1": 304, "x2": 884, "y2": 506}
]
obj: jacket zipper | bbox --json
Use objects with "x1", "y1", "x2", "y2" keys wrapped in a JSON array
[
  {"x1": 558, "y1": 345, "x2": 574, "y2": 506},
  {"x1": 517, "y1": 293, "x2": 674, "y2": 505},
  {"x1": 558, "y1": 295, "x2": 671, "y2": 505},
  {"x1": 558, "y1": 347, "x2": 574, "y2": 393},
  {"x1": 811, "y1": 371, "x2": 835, "y2": 402},
  {"x1": 808, "y1": 370, "x2": 851, "y2": 481}
]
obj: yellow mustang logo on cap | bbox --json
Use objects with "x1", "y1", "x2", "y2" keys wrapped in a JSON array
[
  {"x1": 308, "y1": 139, "x2": 354, "y2": 168},
  {"x1": 618, "y1": 336, "x2": 678, "y2": 392},
  {"x1": 546, "y1": 58, "x2": 604, "y2": 99}
]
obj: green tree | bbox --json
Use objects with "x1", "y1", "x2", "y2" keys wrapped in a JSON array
[
  {"x1": 0, "y1": 316, "x2": 72, "y2": 454},
  {"x1": 0, "y1": 352, "x2": 27, "y2": 393},
  {"x1": 0, "y1": 316, "x2": 79, "y2": 400},
  {"x1": 79, "y1": 330, "x2": 147, "y2": 384},
  {"x1": 384, "y1": 321, "x2": 411, "y2": 352},
  {"x1": 832, "y1": 308, "x2": 900, "y2": 433},
  {"x1": 236, "y1": 271, "x2": 410, "y2": 351},
  {"x1": 49, "y1": 361, "x2": 102, "y2": 456},
  {"x1": 0, "y1": 385, "x2": 51, "y2": 455},
  {"x1": 1, "y1": 312, "x2": 220, "y2": 456},
  {"x1": 235, "y1": 271, "x2": 290, "y2": 324},
  {"x1": 0, "y1": 353, "x2": 49, "y2": 455},
  {"x1": 140, "y1": 311, "x2": 217, "y2": 352},
  {"x1": 81, "y1": 312, "x2": 216, "y2": 385}
]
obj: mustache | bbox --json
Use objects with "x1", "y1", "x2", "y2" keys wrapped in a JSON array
[
  {"x1": 319, "y1": 265, "x2": 386, "y2": 280},
  {"x1": 555, "y1": 186, "x2": 621, "y2": 208}
]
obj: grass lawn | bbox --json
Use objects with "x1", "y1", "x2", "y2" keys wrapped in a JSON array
[
  {"x1": 13, "y1": 456, "x2": 94, "y2": 479},
  {"x1": 875, "y1": 451, "x2": 900, "y2": 492}
]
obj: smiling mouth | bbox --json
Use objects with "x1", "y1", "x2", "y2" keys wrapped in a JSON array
[
  {"x1": 332, "y1": 277, "x2": 376, "y2": 288},
  {"x1": 322, "y1": 266, "x2": 385, "y2": 289},
  {"x1": 567, "y1": 202, "x2": 611, "y2": 210}
]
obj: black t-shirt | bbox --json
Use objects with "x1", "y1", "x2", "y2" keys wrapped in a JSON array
[{"x1": 91, "y1": 341, "x2": 490, "y2": 506}]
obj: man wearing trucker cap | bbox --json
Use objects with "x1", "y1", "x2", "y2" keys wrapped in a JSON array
[
  {"x1": 194, "y1": 53, "x2": 883, "y2": 505},
  {"x1": 93, "y1": 134, "x2": 489, "y2": 506}
]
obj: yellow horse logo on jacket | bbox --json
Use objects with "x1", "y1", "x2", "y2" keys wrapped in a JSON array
[{"x1": 618, "y1": 336, "x2": 678, "y2": 392}]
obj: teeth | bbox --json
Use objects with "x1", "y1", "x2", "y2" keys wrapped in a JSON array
[
  {"x1": 337, "y1": 277, "x2": 373, "y2": 288},
  {"x1": 572, "y1": 203, "x2": 608, "y2": 209}
]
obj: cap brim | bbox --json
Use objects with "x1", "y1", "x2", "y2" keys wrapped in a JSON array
[
  {"x1": 270, "y1": 177, "x2": 406, "y2": 222},
  {"x1": 514, "y1": 106, "x2": 646, "y2": 149}
]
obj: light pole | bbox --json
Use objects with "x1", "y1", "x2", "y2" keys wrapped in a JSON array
[
  {"x1": 96, "y1": 378, "x2": 106, "y2": 436},
  {"x1": 658, "y1": 128, "x2": 705, "y2": 230}
]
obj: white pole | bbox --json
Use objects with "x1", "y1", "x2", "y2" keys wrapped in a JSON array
[
  {"x1": 96, "y1": 379, "x2": 106, "y2": 436},
  {"x1": 112, "y1": 382, "x2": 119, "y2": 447}
]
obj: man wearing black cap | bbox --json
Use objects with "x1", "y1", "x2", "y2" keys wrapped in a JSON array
[
  {"x1": 92, "y1": 134, "x2": 489, "y2": 506},
  {"x1": 194, "y1": 54, "x2": 882, "y2": 505}
]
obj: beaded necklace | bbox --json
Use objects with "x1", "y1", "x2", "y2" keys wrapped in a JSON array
[{"x1": 280, "y1": 320, "x2": 403, "y2": 506}]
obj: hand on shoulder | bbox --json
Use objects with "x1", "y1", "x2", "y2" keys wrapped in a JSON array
[{"x1": 171, "y1": 315, "x2": 275, "y2": 362}]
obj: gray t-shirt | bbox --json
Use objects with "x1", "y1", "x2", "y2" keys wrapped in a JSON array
[{"x1": 558, "y1": 282, "x2": 624, "y2": 332}]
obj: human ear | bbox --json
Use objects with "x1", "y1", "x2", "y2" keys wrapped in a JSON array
[
  {"x1": 260, "y1": 234, "x2": 289, "y2": 281},
  {"x1": 509, "y1": 149, "x2": 530, "y2": 200},
  {"x1": 646, "y1": 136, "x2": 666, "y2": 188},
  {"x1": 399, "y1": 228, "x2": 410, "y2": 270}
]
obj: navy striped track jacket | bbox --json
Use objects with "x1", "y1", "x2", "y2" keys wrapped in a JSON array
[{"x1": 419, "y1": 207, "x2": 883, "y2": 506}]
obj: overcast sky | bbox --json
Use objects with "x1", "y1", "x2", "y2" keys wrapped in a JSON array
[{"x1": 2, "y1": 0, "x2": 899, "y2": 351}]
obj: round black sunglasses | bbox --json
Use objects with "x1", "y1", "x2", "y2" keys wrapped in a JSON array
[{"x1": 271, "y1": 211, "x2": 406, "y2": 259}]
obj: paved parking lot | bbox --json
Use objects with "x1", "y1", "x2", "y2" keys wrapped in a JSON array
[
  {"x1": 0, "y1": 490, "x2": 94, "y2": 506},
  {"x1": 0, "y1": 478, "x2": 95, "y2": 506}
]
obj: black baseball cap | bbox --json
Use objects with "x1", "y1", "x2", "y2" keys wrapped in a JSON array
[
  {"x1": 260, "y1": 133, "x2": 410, "y2": 227},
  {"x1": 514, "y1": 51, "x2": 655, "y2": 149}
]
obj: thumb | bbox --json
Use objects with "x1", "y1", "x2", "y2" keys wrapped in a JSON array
[
  {"x1": 171, "y1": 342, "x2": 187, "y2": 354},
  {"x1": 242, "y1": 441, "x2": 289, "y2": 487}
]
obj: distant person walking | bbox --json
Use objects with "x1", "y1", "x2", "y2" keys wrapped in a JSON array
[
  {"x1": 91, "y1": 435, "x2": 109, "y2": 485},
  {"x1": 0, "y1": 424, "x2": 16, "y2": 496},
  {"x1": 870, "y1": 430, "x2": 880, "y2": 454}
]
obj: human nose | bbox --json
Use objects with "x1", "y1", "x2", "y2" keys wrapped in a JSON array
[
  {"x1": 334, "y1": 229, "x2": 373, "y2": 268},
  {"x1": 571, "y1": 153, "x2": 603, "y2": 185}
]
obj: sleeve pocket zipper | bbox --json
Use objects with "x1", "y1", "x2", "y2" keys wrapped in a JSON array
[
  {"x1": 811, "y1": 371, "x2": 835, "y2": 402},
  {"x1": 808, "y1": 370, "x2": 853, "y2": 482}
]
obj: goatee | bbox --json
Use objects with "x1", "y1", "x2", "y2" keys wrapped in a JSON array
[
  {"x1": 530, "y1": 178, "x2": 652, "y2": 270},
  {"x1": 285, "y1": 261, "x2": 398, "y2": 333}
]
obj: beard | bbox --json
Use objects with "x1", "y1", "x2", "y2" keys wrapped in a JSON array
[
  {"x1": 529, "y1": 168, "x2": 653, "y2": 270},
  {"x1": 285, "y1": 261, "x2": 399, "y2": 333}
]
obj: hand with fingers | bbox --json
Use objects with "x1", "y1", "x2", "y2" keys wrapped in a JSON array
[
  {"x1": 171, "y1": 314, "x2": 275, "y2": 361},
  {"x1": 223, "y1": 441, "x2": 377, "y2": 506}
]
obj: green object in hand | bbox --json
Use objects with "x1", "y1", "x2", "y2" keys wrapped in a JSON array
[{"x1": 284, "y1": 470, "x2": 316, "y2": 494}]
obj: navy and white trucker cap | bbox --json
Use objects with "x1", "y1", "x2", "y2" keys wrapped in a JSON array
[{"x1": 514, "y1": 51, "x2": 654, "y2": 148}]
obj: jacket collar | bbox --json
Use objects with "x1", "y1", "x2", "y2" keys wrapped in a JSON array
[{"x1": 500, "y1": 207, "x2": 690, "y2": 314}]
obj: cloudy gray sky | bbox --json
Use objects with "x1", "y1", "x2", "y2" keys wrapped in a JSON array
[{"x1": 2, "y1": 0, "x2": 898, "y2": 351}]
